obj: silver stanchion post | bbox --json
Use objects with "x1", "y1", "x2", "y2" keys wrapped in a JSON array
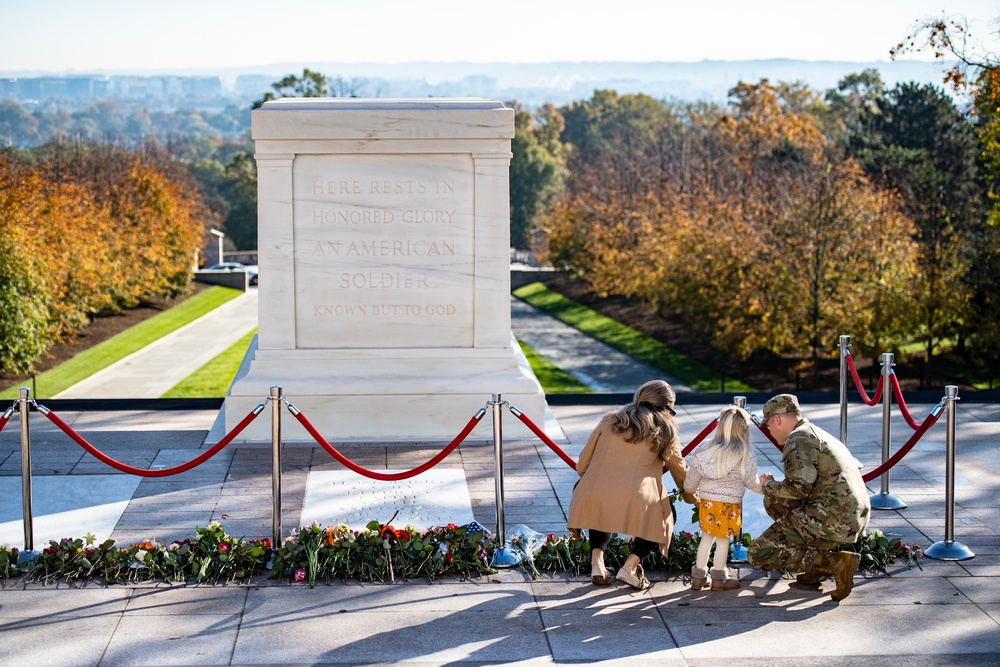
[
  {"x1": 18, "y1": 388, "x2": 35, "y2": 558},
  {"x1": 730, "y1": 395, "x2": 749, "y2": 563},
  {"x1": 925, "y1": 386, "x2": 975, "y2": 561},
  {"x1": 839, "y1": 335, "x2": 850, "y2": 445},
  {"x1": 839, "y1": 335, "x2": 863, "y2": 469},
  {"x1": 870, "y1": 353, "x2": 906, "y2": 509},
  {"x1": 490, "y1": 392, "x2": 520, "y2": 567},
  {"x1": 270, "y1": 386, "x2": 282, "y2": 548}
]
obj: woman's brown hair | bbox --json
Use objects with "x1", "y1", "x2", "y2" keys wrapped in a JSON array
[{"x1": 608, "y1": 380, "x2": 679, "y2": 458}]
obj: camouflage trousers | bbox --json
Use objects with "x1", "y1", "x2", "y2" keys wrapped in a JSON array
[{"x1": 747, "y1": 495, "x2": 842, "y2": 573}]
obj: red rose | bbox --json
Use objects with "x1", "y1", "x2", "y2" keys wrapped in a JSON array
[
  {"x1": 546, "y1": 534, "x2": 557, "y2": 542},
  {"x1": 396, "y1": 529, "x2": 410, "y2": 541}
]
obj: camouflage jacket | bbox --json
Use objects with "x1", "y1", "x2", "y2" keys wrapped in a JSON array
[{"x1": 763, "y1": 418, "x2": 871, "y2": 542}]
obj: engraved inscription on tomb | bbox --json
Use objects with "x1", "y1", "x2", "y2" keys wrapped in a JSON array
[{"x1": 292, "y1": 154, "x2": 475, "y2": 349}]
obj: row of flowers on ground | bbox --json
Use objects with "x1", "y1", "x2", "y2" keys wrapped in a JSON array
[{"x1": 0, "y1": 521, "x2": 921, "y2": 587}]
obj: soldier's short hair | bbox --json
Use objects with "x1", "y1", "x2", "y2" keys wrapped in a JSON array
[{"x1": 763, "y1": 393, "x2": 801, "y2": 422}]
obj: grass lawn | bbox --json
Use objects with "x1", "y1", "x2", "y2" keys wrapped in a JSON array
[
  {"x1": 516, "y1": 337, "x2": 593, "y2": 394},
  {"x1": 512, "y1": 282, "x2": 756, "y2": 393},
  {"x1": 162, "y1": 329, "x2": 257, "y2": 398},
  {"x1": 0, "y1": 286, "x2": 244, "y2": 400}
]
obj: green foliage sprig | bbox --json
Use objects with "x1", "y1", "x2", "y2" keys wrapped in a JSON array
[{"x1": 840, "y1": 528, "x2": 923, "y2": 572}]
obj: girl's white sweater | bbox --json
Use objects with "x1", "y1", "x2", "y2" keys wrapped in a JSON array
[{"x1": 683, "y1": 448, "x2": 764, "y2": 504}]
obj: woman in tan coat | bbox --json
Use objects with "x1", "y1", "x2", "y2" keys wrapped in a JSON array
[{"x1": 567, "y1": 380, "x2": 693, "y2": 589}]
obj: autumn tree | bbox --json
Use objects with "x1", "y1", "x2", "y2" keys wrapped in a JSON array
[
  {"x1": 0, "y1": 142, "x2": 209, "y2": 373},
  {"x1": 545, "y1": 81, "x2": 921, "y2": 375}
]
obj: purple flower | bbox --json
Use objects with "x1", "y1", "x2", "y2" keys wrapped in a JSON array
[{"x1": 293, "y1": 568, "x2": 306, "y2": 582}]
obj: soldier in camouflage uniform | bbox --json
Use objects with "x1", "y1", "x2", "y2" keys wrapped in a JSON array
[{"x1": 747, "y1": 394, "x2": 871, "y2": 601}]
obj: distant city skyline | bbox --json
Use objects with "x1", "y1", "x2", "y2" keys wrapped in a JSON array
[{"x1": 3, "y1": 1, "x2": 999, "y2": 74}]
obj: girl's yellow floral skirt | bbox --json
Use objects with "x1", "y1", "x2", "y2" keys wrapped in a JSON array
[{"x1": 698, "y1": 499, "x2": 742, "y2": 539}]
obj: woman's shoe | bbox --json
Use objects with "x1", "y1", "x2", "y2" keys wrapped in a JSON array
[
  {"x1": 591, "y1": 563, "x2": 613, "y2": 586},
  {"x1": 616, "y1": 564, "x2": 651, "y2": 590},
  {"x1": 690, "y1": 566, "x2": 711, "y2": 590}
]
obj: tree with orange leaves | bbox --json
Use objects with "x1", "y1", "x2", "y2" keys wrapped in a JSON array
[{"x1": 0, "y1": 142, "x2": 209, "y2": 374}]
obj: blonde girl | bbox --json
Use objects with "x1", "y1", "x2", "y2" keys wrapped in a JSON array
[{"x1": 683, "y1": 406, "x2": 763, "y2": 590}]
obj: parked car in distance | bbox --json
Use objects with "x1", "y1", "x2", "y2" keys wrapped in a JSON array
[{"x1": 202, "y1": 262, "x2": 258, "y2": 285}]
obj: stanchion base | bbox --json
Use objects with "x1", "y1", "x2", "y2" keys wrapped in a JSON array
[
  {"x1": 925, "y1": 540, "x2": 976, "y2": 561},
  {"x1": 16, "y1": 550, "x2": 39, "y2": 569},
  {"x1": 729, "y1": 543, "x2": 748, "y2": 564},
  {"x1": 869, "y1": 492, "x2": 907, "y2": 510},
  {"x1": 490, "y1": 546, "x2": 523, "y2": 569}
]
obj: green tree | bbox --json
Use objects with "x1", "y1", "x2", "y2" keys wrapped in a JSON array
[
  {"x1": 560, "y1": 89, "x2": 672, "y2": 165},
  {"x1": 892, "y1": 13, "x2": 1000, "y2": 380},
  {"x1": 221, "y1": 151, "x2": 258, "y2": 251},
  {"x1": 509, "y1": 104, "x2": 567, "y2": 251},
  {"x1": 837, "y1": 80, "x2": 986, "y2": 365},
  {"x1": 253, "y1": 68, "x2": 341, "y2": 109},
  {"x1": 0, "y1": 99, "x2": 39, "y2": 147}
]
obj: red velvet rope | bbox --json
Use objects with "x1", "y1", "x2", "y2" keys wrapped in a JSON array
[
  {"x1": 681, "y1": 418, "x2": 719, "y2": 458},
  {"x1": 41, "y1": 406, "x2": 261, "y2": 476},
  {"x1": 512, "y1": 408, "x2": 720, "y2": 474},
  {"x1": 845, "y1": 353, "x2": 883, "y2": 406},
  {"x1": 292, "y1": 409, "x2": 483, "y2": 481},
  {"x1": 862, "y1": 408, "x2": 942, "y2": 483},
  {"x1": 512, "y1": 409, "x2": 578, "y2": 470},
  {"x1": 0, "y1": 413, "x2": 9, "y2": 435},
  {"x1": 889, "y1": 373, "x2": 923, "y2": 431}
]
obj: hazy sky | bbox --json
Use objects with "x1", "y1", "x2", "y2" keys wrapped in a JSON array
[{"x1": 3, "y1": 0, "x2": 999, "y2": 72}]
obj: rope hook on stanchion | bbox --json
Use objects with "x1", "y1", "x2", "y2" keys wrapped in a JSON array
[
  {"x1": 871, "y1": 352, "x2": 906, "y2": 510},
  {"x1": 925, "y1": 386, "x2": 975, "y2": 561}
]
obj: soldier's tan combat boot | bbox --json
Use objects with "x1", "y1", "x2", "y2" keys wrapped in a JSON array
[
  {"x1": 818, "y1": 551, "x2": 861, "y2": 601},
  {"x1": 794, "y1": 570, "x2": 826, "y2": 587}
]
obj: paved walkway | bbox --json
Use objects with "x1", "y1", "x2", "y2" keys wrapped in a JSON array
[
  {"x1": 511, "y1": 298, "x2": 694, "y2": 392},
  {"x1": 54, "y1": 289, "x2": 259, "y2": 399},
  {"x1": 0, "y1": 398, "x2": 997, "y2": 665}
]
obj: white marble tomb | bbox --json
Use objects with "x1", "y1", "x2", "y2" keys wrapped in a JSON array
[{"x1": 222, "y1": 98, "x2": 547, "y2": 441}]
